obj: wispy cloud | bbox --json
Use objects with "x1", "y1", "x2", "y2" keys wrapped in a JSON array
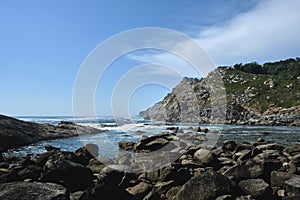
[{"x1": 128, "y1": 0, "x2": 300, "y2": 72}]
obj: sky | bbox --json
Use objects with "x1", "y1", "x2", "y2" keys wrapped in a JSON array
[{"x1": 0, "y1": 0, "x2": 299, "y2": 116}]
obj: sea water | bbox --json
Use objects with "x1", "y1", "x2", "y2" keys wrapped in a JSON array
[{"x1": 9, "y1": 116, "x2": 300, "y2": 158}]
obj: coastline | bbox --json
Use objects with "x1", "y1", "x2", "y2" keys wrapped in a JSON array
[{"x1": 0, "y1": 114, "x2": 103, "y2": 153}]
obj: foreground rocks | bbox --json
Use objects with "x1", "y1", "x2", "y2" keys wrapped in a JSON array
[
  {"x1": 0, "y1": 114, "x2": 102, "y2": 152},
  {"x1": 0, "y1": 130, "x2": 300, "y2": 200}
]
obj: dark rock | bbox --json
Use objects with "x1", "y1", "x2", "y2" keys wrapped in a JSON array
[
  {"x1": 285, "y1": 174, "x2": 300, "y2": 197},
  {"x1": 175, "y1": 171, "x2": 236, "y2": 200},
  {"x1": 75, "y1": 143, "x2": 99, "y2": 159},
  {"x1": 238, "y1": 178, "x2": 271, "y2": 198},
  {"x1": 223, "y1": 140, "x2": 237, "y2": 152},
  {"x1": 45, "y1": 145, "x2": 60, "y2": 151},
  {"x1": 78, "y1": 179, "x2": 134, "y2": 200},
  {"x1": 98, "y1": 165, "x2": 134, "y2": 188},
  {"x1": 256, "y1": 143, "x2": 284, "y2": 151},
  {"x1": 119, "y1": 140, "x2": 136, "y2": 151},
  {"x1": 153, "y1": 180, "x2": 174, "y2": 195},
  {"x1": 0, "y1": 162, "x2": 9, "y2": 168},
  {"x1": 0, "y1": 181, "x2": 69, "y2": 200},
  {"x1": 40, "y1": 159, "x2": 95, "y2": 192},
  {"x1": 126, "y1": 181, "x2": 152, "y2": 199},
  {"x1": 0, "y1": 154, "x2": 4, "y2": 162},
  {"x1": 223, "y1": 159, "x2": 264, "y2": 181}
]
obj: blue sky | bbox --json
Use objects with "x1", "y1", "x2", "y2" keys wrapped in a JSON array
[{"x1": 0, "y1": 0, "x2": 299, "y2": 116}]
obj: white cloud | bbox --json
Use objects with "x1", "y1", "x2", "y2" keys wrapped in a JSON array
[{"x1": 128, "y1": 0, "x2": 300, "y2": 70}]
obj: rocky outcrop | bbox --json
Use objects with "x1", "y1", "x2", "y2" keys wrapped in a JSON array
[
  {"x1": 140, "y1": 66, "x2": 300, "y2": 126},
  {"x1": 0, "y1": 114, "x2": 102, "y2": 152}
]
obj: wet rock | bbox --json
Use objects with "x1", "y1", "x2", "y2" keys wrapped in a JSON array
[
  {"x1": 45, "y1": 145, "x2": 60, "y2": 152},
  {"x1": 0, "y1": 181, "x2": 69, "y2": 200},
  {"x1": 119, "y1": 140, "x2": 136, "y2": 151},
  {"x1": 126, "y1": 181, "x2": 152, "y2": 199},
  {"x1": 285, "y1": 174, "x2": 300, "y2": 197},
  {"x1": 238, "y1": 178, "x2": 271, "y2": 198},
  {"x1": 40, "y1": 159, "x2": 95, "y2": 192},
  {"x1": 175, "y1": 171, "x2": 236, "y2": 200}
]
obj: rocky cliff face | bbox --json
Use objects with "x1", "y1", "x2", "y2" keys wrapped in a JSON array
[{"x1": 140, "y1": 67, "x2": 300, "y2": 126}]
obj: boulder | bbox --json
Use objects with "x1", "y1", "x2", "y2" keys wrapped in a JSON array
[
  {"x1": 223, "y1": 141, "x2": 237, "y2": 152},
  {"x1": 40, "y1": 159, "x2": 95, "y2": 192},
  {"x1": 285, "y1": 174, "x2": 300, "y2": 197},
  {"x1": 119, "y1": 140, "x2": 136, "y2": 151},
  {"x1": 238, "y1": 178, "x2": 271, "y2": 198},
  {"x1": 175, "y1": 171, "x2": 236, "y2": 200},
  {"x1": 223, "y1": 159, "x2": 264, "y2": 181},
  {"x1": 78, "y1": 179, "x2": 134, "y2": 200},
  {"x1": 256, "y1": 143, "x2": 284, "y2": 151},
  {"x1": 194, "y1": 149, "x2": 220, "y2": 169},
  {"x1": 284, "y1": 144, "x2": 300, "y2": 156},
  {"x1": 87, "y1": 158, "x2": 114, "y2": 173},
  {"x1": 126, "y1": 181, "x2": 152, "y2": 199},
  {"x1": 0, "y1": 181, "x2": 69, "y2": 200}
]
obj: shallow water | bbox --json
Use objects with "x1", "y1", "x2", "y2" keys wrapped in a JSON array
[{"x1": 7, "y1": 117, "x2": 300, "y2": 158}]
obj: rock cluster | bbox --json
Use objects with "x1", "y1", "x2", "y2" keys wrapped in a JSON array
[{"x1": 1, "y1": 130, "x2": 300, "y2": 200}]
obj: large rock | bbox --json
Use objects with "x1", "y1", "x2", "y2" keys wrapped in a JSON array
[
  {"x1": 0, "y1": 181, "x2": 69, "y2": 200},
  {"x1": 284, "y1": 144, "x2": 300, "y2": 156},
  {"x1": 256, "y1": 143, "x2": 284, "y2": 151},
  {"x1": 175, "y1": 171, "x2": 236, "y2": 200},
  {"x1": 79, "y1": 179, "x2": 134, "y2": 200},
  {"x1": 40, "y1": 159, "x2": 95, "y2": 192},
  {"x1": 119, "y1": 140, "x2": 136, "y2": 151},
  {"x1": 126, "y1": 181, "x2": 152, "y2": 199},
  {"x1": 285, "y1": 175, "x2": 300, "y2": 197},
  {"x1": 238, "y1": 178, "x2": 271, "y2": 198},
  {"x1": 223, "y1": 159, "x2": 263, "y2": 181},
  {"x1": 194, "y1": 149, "x2": 220, "y2": 169}
]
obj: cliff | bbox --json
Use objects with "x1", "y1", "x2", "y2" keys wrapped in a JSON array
[{"x1": 140, "y1": 58, "x2": 300, "y2": 126}]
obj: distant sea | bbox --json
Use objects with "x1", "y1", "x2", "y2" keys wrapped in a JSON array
[{"x1": 9, "y1": 116, "x2": 300, "y2": 158}]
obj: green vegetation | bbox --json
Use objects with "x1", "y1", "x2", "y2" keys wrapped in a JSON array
[{"x1": 224, "y1": 58, "x2": 300, "y2": 112}]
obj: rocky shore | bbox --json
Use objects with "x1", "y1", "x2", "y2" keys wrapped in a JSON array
[
  {"x1": 0, "y1": 129, "x2": 299, "y2": 200},
  {"x1": 0, "y1": 114, "x2": 102, "y2": 152}
]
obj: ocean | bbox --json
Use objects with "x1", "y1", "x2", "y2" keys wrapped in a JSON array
[{"x1": 8, "y1": 116, "x2": 300, "y2": 158}]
